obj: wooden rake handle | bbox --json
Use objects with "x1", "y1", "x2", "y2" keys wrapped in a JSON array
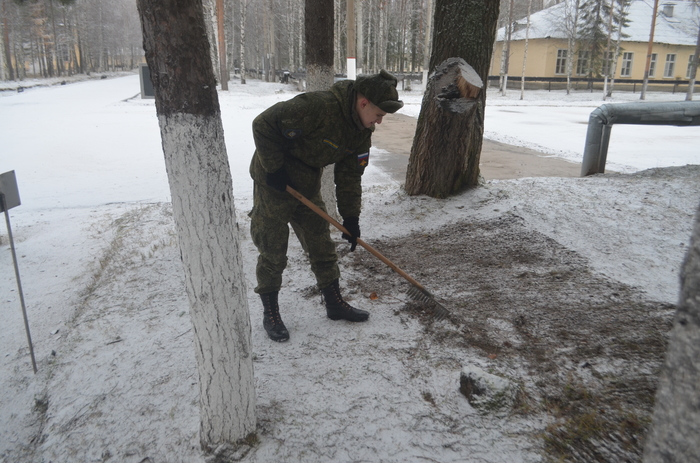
[{"x1": 285, "y1": 185, "x2": 427, "y2": 292}]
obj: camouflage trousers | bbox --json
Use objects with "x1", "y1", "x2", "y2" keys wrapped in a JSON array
[{"x1": 250, "y1": 182, "x2": 340, "y2": 294}]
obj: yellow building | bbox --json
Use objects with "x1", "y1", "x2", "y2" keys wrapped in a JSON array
[{"x1": 491, "y1": 0, "x2": 700, "y2": 90}]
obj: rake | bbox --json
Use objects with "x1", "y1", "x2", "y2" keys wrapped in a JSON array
[{"x1": 286, "y1": 186, "x2": 450, "y2": 320}]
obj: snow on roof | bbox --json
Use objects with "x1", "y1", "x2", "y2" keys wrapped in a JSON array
[{"x1": 497, "y1": 0, "x2": 700, "y2": 46}]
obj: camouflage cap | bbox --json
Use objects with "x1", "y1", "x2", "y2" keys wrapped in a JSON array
[{"x1": 354, "y1": 70, "x2": 404, "y2": 113}]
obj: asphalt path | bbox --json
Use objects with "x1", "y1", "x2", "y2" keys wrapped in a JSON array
[{"x1": 372, "y1": 113, "x2": 582, "y2": 183}]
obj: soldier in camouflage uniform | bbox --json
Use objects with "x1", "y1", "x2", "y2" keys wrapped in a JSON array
[{"x1": 250, "y1": 70, "x2": 404, "y2": 342}]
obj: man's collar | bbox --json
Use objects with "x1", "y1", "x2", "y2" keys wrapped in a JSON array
[{"x1": 349, "y1": 87, "x2": 367, "y2": 132}]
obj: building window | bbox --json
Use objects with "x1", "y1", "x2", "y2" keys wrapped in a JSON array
[
  {"x1": 576, "y1": 51, "x2": 590, "y2": 75},
  {"x1": 687, "y1": 54, "x2": 696, "y2": 79},
  {"x1": 620, "y1": 52, "x2": 633, "y2": 77},
  {"x1": 601, "y1": 51, "x2": 614, "y2": 76},
  {"x1": 555, "y1": 49, "x2": 568, "y2": 75},
  {"x1": 664, "y1": 54, "x2": 676, "y2": 78},
  {"x1": 649, "y1": 53, "x2": 657, "y2": 77}
]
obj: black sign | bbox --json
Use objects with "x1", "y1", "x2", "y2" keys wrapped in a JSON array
[{"x1": 0, "y1": 171, "x2": 20, "y2": 212}]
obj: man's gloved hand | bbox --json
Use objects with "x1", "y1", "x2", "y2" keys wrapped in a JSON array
[
  {"x1": 265, "y1": 167, "x2": 292, "y2": 192},
  {"x1": 341, "y1": 217, "x2": 360, "y2": 252}
]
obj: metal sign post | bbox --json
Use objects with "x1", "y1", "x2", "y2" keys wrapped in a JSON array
[{"x1": 0, "y1": 171, "x2": 37, "y2": 373}]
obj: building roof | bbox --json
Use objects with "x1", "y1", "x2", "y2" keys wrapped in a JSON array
[{"x1": 496, "y1": 0, "x2": 700, "y2": 46}]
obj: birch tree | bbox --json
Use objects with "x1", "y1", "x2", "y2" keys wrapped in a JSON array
[
  {"x1": 240, "y1": 0, "x2": 247, "y2": 83},
  {"x1": 643, "y1": 203, "x2": 700, "y2": 462},
  {"x1": 606, "y1": 0, "x2": 631, "y2": 98},
  {"x1": 564, "y1": 0, "x2": 581, "y2": 94},
  {"x1": 2, "y1": 0, "x2": 15, "y2": 80},
  {"x1": 579, "y1": 0, "x2": 613, "y2": 87},
  {"x1": 499, "y1": 0, "x2": 514, "y2": 95},
  {"x1": 136, "y1": 0, "x2": 256, "y2": 451},
  {"x1": 519, "y1": 0, "x2": 532, "y2": 100},
  {"x1": 421, "y1": 0, "x2": 433, "y2": 91},
  {"x1": 686, "y1": 12, "x2": 700, "y2": 101},
  {"x1": 203, "y1": 0, "x2": 220, "y2": 83}
]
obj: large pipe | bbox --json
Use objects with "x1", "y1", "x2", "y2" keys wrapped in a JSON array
[{"x1": 581, "y1": 101, "x2": 700, "y2": 176}]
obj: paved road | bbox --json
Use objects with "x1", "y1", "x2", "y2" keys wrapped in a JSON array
[{"x1": 371, "y1": 113, "x2": 582, "y2": 183}]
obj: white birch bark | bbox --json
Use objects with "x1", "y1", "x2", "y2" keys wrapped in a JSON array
[
  {"x1": 378, "y1": 0, "x2": 386, "y2": 70},
  {"x1": 240, "y1": 0, "x2": 247, "y2": 83},
  {"x1": 643, "y1": 204, "x2": 700, "y2": 462},
  {"x1": 686, "y1": 23, "x2": 700, "y2": 101},
  {"x1": 422, "y1": 0, "x2": 433, "y2": 91},
  {"x1": 0, "y1": 23, "x2": 5, "y2": 81},
  {"x1": 158, "y1": 113, "x2": 256, "y2": 447},
  {"x1": 356, "y1": 0, "x2": 363, "y2": 74},
  {"x1": 267, "y1": 0, "x2": 276, "y2": 82},
  {"x1": 203, "y1": 0, "x2": 220, "y2": 83},
  {"x1": 287, "y1": 0, "x2": 294, "y2": 71},
  {"x1": 603, "y1": 0, "x2": 614, "y2": 100},
  {"x1": 297, "y1": 0, "x2": 304, "y2": 71},
  {"x1": 564, "y1": 0, "x2": 580, "y2": 95},
  {"x1": 499, "y1": 0, "x2": 514, "y2": 96},
  {"x1": 608, "y1": 1, "x2": 626, "y2": 98},
  {"x1": 367, "y1": 0, "x2": 373, "y2": 73},
  {"x1": 520, "y1": 0, "x2": 532, "y2": 101}
]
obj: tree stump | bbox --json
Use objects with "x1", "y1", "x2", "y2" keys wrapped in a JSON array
[{"x1": 405, "y1": 57, "x2": 484, "y2": 198}]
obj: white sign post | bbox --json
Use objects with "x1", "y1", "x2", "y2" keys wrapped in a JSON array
[{"x1": 0, "y1": 171, "x2": 37, "y2": 373}]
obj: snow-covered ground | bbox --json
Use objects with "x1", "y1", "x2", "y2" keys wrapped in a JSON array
[{"x1": 1, "y1": 74, "x2": 699, "y2": 462}]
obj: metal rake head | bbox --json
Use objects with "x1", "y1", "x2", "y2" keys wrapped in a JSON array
[{"x1": 406, "y1": 285, "x2": 450, "y2": 321}]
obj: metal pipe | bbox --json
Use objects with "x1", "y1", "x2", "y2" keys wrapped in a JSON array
[{"x1": 581, "y1": 101, "x2": 700, "y2": 176}]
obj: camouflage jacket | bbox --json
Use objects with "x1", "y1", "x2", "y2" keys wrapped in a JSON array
[{"x1": 250, "y1": 80, "x2": 373, "y2": 219}]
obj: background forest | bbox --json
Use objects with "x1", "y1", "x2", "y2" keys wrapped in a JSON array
[{"x1": 0, "y1": 0, "x2": 559, "y2": 82}]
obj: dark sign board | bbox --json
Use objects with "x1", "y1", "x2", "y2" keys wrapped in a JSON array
[
  {"x1": 139, "y1": 63, "x2": 155, "y2": 99},
  {"x1": 0, "y1": 170, "x2": 20, "y2": 212}
]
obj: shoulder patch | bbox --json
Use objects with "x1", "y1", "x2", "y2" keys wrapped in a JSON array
[
  {"x1": 284, "y1": 129, "x2": 302, "y2": 139},
  {"x1": 322, "y1": 138, "x2": 339, "y2": 150},
  {"x1": 357, "y1": 151, "x2": 370, "y2": 168}
]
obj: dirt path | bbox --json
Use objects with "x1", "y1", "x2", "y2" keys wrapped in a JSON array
[{"x1": 371, "y1": 113, "x2": 582, "y2": 182}]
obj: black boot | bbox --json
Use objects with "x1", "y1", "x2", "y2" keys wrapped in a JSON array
[
  {"x1": 321, "y1": 279, "x2": 369, "y2": 322},
  {"x1": 260, "y1": 292, "x2": 289, "y2": 342}
]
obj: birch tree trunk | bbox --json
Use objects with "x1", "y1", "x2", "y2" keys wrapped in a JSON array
[
  {"x1": 305, "y1": 0, "x2": 339, "y2": 220},
  {"x1": 421, "y1": 0, "x2": 433, "y2": 91},
  {"x1": 603, "y1": 0, "x2": 614, "y2": 100},
  {"x1": 297, "y1": 0, "x2": 304, "y2": 71},
  {"x1": 378, "y1": 0, "x2": 387, "y2": 70},
  {"x1": 266, "y1": 0, "x2": 275, "y2": 82},
  {"x1": 203, "y1": 0, "x2": 220, "y2": 83},
  {"x1": 608, "y1": 0, "x2": 626, "y2": 98},
  {"x1": 685, "y1": 24, "x2": 700, "y2": 101},
  {"x1": 2, "y1": 0, "x2": 13, "y2": 80},
  {"x1": 519, "y1": 0, "x2": 532, "y2": 101},
  {"x1": 499, "y1": 0, "x2": 513, "y2": 95},
  {"x1": 239, "y1": 0, "x2": 247, "y2": 83},
  {"x1": 367, "y1": 0, "x2": 373, "y2": 73},
  {"x1": 333, "y1": 0, "x2": 341, "y2": 73},
  {"x1": 643, "y1": 203, "x2": 700, "y2": 462},
  {"x1": 406, "y1": 0, "x2": 499, "y2": 197},
  {"x1": 565, "y1": 0, "x2": 581, "y2": 95},
  {"x1": 356, "y1": 0, "x2": 363, "y2": 74},
  {"x1": 136, "y1": 0, "x2": 256, "y2": 451},
  {"x1": 287, "y1": 0, "x2": 294, "y2": 71}
]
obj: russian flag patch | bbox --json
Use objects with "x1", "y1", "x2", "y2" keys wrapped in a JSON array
[{"x1": 357, "y1": 151, "x2": 369, "y2": 168}]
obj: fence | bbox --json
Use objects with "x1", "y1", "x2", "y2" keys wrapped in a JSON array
[{"x1": 486, "y1": 75, "x2": 699, "y2": 94}]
